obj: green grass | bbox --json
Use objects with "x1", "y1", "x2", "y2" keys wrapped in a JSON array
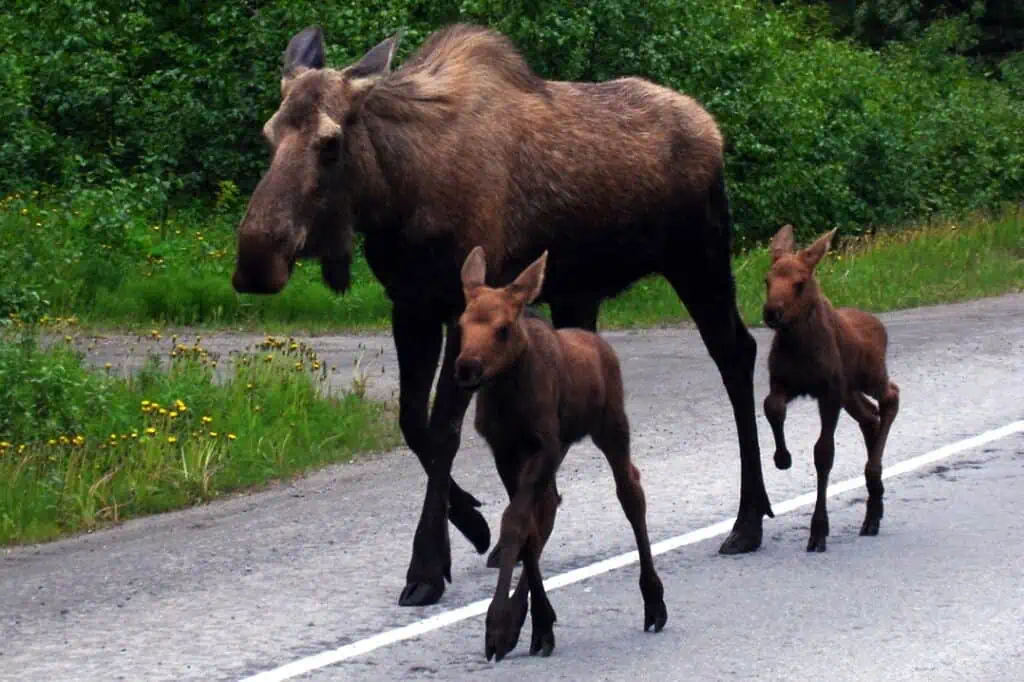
[
  {"x1": 2, "y1": 188, "x2": 1021, "y2": 336},
  {"x1": 0, "y1": 330, "x2": 400, "y2": 546}
]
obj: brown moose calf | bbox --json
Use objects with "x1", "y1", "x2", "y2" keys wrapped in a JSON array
[
  {"x1": 455, "y1": 246, "x2": 667, "y2": 662},
  {"x1": 762, "y1": 225, "x2": 900, "y2": 552}
]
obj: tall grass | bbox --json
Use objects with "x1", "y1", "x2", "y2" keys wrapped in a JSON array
[{"x1": 0, "y1": 330, "x2": 400, "y2": 545}]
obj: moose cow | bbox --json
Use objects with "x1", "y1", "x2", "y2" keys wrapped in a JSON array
[{"x1": 232, "y1": 23, "x2": 774, "y2": 607}]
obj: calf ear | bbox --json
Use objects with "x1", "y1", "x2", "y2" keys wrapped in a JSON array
[
  {"x1": 770, "y1": 224, "x2": 796, "y2": 262},
  {"x1": 283, "y1": 26, "x2": 326, "y2": 79},
  {"x1": 801, "y1": 228, "x2": 837, "y2": 269},
  {"x1": 461, "y1": 246, "x2": 487, "y2": 295},
  {"x1": 510, "y1": 251, "x2": 548, "y2": 306}
]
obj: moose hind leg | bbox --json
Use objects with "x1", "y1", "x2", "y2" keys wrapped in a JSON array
[
  {"x1": 592, "y1": 409, "x2": 667, "y2": 633},
  {"x1": 666, "y1": 265, "x2": 772, "y2": 556},
  {"x1": 862, "y1": 382, "x2": 900, "y2": 536}
]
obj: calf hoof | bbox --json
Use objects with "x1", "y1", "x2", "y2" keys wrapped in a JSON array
[
  {"x1": 644, "y1": 598, "x2": 668, "y2": 633},
  {"x1": 485, "y1": 543, "x2": 523, "y2": 569},
  {"x1": 530, "y1": 628, "x2": 556, "y2": 657},
  {"x1": 860, "y1": 517, "x2": 881, "y2": 536},
  {"x1": 773, "y1": 449, "x2": 793, "y2": 470},
  {"x1": 806, "y1": 535, "x2": 827, "y2": 553},
  {"x1": 399, "y1": 578, "x2": 445, "y2": 607},
  {"x1": 485, "y1": 608, "x2": 524, "y2": 663}
]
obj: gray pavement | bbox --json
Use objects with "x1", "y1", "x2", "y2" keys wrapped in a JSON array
[{"x1": 1, "y1": 293, "x2": 1022, "y2": 682}]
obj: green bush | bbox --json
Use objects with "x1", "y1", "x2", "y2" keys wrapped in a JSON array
[{"x1": 1, "y1": 1, "x2": 1022, "y2": 253}]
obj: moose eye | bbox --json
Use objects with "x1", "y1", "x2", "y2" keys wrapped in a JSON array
[
  {"x1": 319, "y1": 136, "x2": 341, "y2": 165},
  {"x1": 495, "y1": 324, "x2": 510, "y2": 343}
]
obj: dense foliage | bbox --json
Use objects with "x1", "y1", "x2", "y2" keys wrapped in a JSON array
[{"x1": 1, "y1": 1, "x2": 1022, "y2": 241}]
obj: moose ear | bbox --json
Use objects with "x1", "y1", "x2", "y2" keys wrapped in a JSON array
[
  {"x1": 510, "y1": 251, "x2": 548, "y2": 306},
  {"x1": 770, "y1": 224, "x2": 796, "y2": 262},
  {"x1": 347, "y1": 32, "x2": 402, "y2": 80},
  {"x1": 801, "y1": 228, "x2": 837, "y2": 269},
  {"x1": 283, "y1": 26, "x2": 326, "y2": 79},
  {"x1": 461, "y1": 246, "x2": 487, "y2": 294}
]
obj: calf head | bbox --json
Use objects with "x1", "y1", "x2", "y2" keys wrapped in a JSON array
[
  {"x1": 455, "y1": 247, "x2": 548, "y2": 390},
  {"x1": 763, "y1": 224, "x2": 836, "y2": 329},
  {"x1": 232, "y1": 26, "x2": 402, "y2": 295}
]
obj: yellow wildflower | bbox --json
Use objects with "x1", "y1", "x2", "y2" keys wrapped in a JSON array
[
  {"x1": 167, "y1": 436, "x2": 178, "y2": 444},
  {"x1": 145, "y1": 427, "x2": 157, "y2": 435},
  {"x1": 227, "y1": 434, "x2": 237, "y2": 441},
  {"x1": 209, "y1": 431, "x2": 218, "y2": 438},
  {"x1": 159, "y1": 408, "x2": 168, "y2": 415},
  {"x1": 48, "y1": 439, "x2": 57, "y2": 446},
  {"x1": 142, "y1": 400, "x2": 151, "y2": 408},
  {"x1": 201, "y1": 416, "x2": 213, "y2": 424},
  {"x1": 169, "y1": 411, "x2": 178, "y2": 419},
  {"x1": 0, "y1": 441, "x2": 10, "y2": 449}
]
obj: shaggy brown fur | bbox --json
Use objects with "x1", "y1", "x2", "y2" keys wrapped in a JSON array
[
  {"x1": 232, "y1": 23, "x2": 772, "y2": 607},
  {"x1": 456, "y1": 247, "x2": 667, "y2": 662},
  {"x1": 762, "y1": 225, "x2": 901, "y2": 552}
]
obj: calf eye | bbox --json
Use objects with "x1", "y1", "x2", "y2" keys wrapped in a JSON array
[
  {"x1": 495, "y1": 324, "x2": 510, "y2": 342},
  {"x1": 795, "y1": 281, "x2": 805, "y2": 295}
]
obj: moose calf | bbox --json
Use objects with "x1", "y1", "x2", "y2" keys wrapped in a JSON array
[
  {"x1": 455, "y1": 246, "x2": 667, "y2": 662},
  {"x1": 762, "y1": 225, "x2": 900, "y2": 552}
]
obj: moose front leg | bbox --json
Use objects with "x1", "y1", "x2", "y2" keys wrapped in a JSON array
[
  {"x1": 395, "y1": 311, "x2": 489, "y2": 607},
  {"x1": 764, "y1": 381, "x2": 793, "y2": 470},
  {"x1": 808, "y1": 397, "x2": 841, "y2": 552}
]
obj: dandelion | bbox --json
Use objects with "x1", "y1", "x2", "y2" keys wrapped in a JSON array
[
  {"x1": 145, "y1": 427, "x2": 157, "y2": 435},
  {"x1": 167, "y1": 436, "x2": 178, "y2": 444},
  {"x1": 265, "y1": 355, "x2": 273, "y2": 362},
  {"x1": 159, "y1": 408, "x2": 168, "y2": 415},
  {"x1": 110, "y1": 433, "x2": 118, "y2": 441},
  {"x1": 227, "y1": 434, "x2": 237, "y2": 441},
  {"x1": 0, "y1": 441, "x2": 10, "y2": 450},
  {"x1": 169, "y1": 411, "x2": 178, "y2": 419},
  {"x1": 254, "y1": 406, "x2": 262, "y2": 413},
  {"x1": 130, "y1": 432, "x2": 138, "y2": 439},
  {"x1": 246, "y1": 383, "x2": 254, "y2": 390},
  {"x1": 209, "y1": 431, "x2": 218, "y2": 438},
  {"x1": 104, "y1": 362, "x2": 112, "y2": 370},
  {"x1": 142, "y1": 400, "x2": 151, "y2": 408},
  {"x1": 48, "y1": 439, "x2": 57, "y2": 446},
  {"x1": 201, "y1": 416, "x2": 213, "y2": 424}
]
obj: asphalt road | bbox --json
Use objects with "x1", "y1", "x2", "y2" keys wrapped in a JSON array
[{"x1": 2, "y1": 293, "x2": 1022, "y2": 682}]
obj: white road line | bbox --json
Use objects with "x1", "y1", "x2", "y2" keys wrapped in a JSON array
[{"x1": 238, "y1": 420, "x2": 1024, "y2": 682}]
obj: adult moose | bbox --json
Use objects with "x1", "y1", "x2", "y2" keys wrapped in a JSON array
[{"x1": 232, "y1": 23, "x2": 774, "y2": 607}]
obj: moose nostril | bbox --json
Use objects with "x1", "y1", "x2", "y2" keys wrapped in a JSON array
[{"x1": 763, "y1": 306, "x2": 780, "y2": 325}]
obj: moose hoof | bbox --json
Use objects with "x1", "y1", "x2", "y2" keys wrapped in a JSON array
[
  {"x1": 806, "y1": 535, "x2": 827, "y2": 553},
  {"x1": 860, "y1": 517, "x2": 881, "y2": 536},
  {"x1": 399, "y1": 579, "x2": 445, "y2": 607},
  {"x1": 774, "y1": 449, "x2": 793, "y2": 470},
  {"x1": 719, "y1": 522, "x2": 763, "y2": 555},
  {"x1": 530, "y1": 628, "x2": 556, "y2": 657},
  {"x1": 644, "y1": 599, "x2": 668, "y2": 633}
]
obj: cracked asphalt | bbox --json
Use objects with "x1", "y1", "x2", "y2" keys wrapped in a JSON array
[{"x1": 2, "y1": 293, "x2": 1022, "y2": 682}]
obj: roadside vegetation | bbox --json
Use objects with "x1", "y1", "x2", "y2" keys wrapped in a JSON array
[
  {"x1": 1, "y1": 1, "x2": 1022, "y2": 544},
  {"x1": 0, "y1": 329, "x2": 400, "y2": 546}
]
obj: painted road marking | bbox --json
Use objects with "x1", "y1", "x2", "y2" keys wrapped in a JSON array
[{"x1": 239, "y1": 420, "x2": 1024, "y2": 682}]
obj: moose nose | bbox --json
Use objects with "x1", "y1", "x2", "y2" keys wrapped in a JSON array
[
  {"x1": 763, "y1": 305, "x2": 782, "y2": 329},
  {"x1": 454, "y1": 358, "x2": 483, "y2": 389}
]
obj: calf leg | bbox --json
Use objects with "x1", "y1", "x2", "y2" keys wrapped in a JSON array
[
  {"x1": 861, "y1": 382, "x2": 900, "y2": 536},
  {"x1": 764, "y1": 381, "x2": 793, "y2": 470},
  {"x1": 808, "y1": 398, "x2": 841, "y2": 552},
  {"x1": 592, "y1": 408, "x2": 668, "y2": 633},
  {"x1": 523, "y1": 531, "x2": 557, "y2": 657},
  {"x1": 487, "y1": 459, "x2": 562, "y2": 569},
  {"x1": 486, "y1": 447, "x2": 559, "y2": 662}
]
